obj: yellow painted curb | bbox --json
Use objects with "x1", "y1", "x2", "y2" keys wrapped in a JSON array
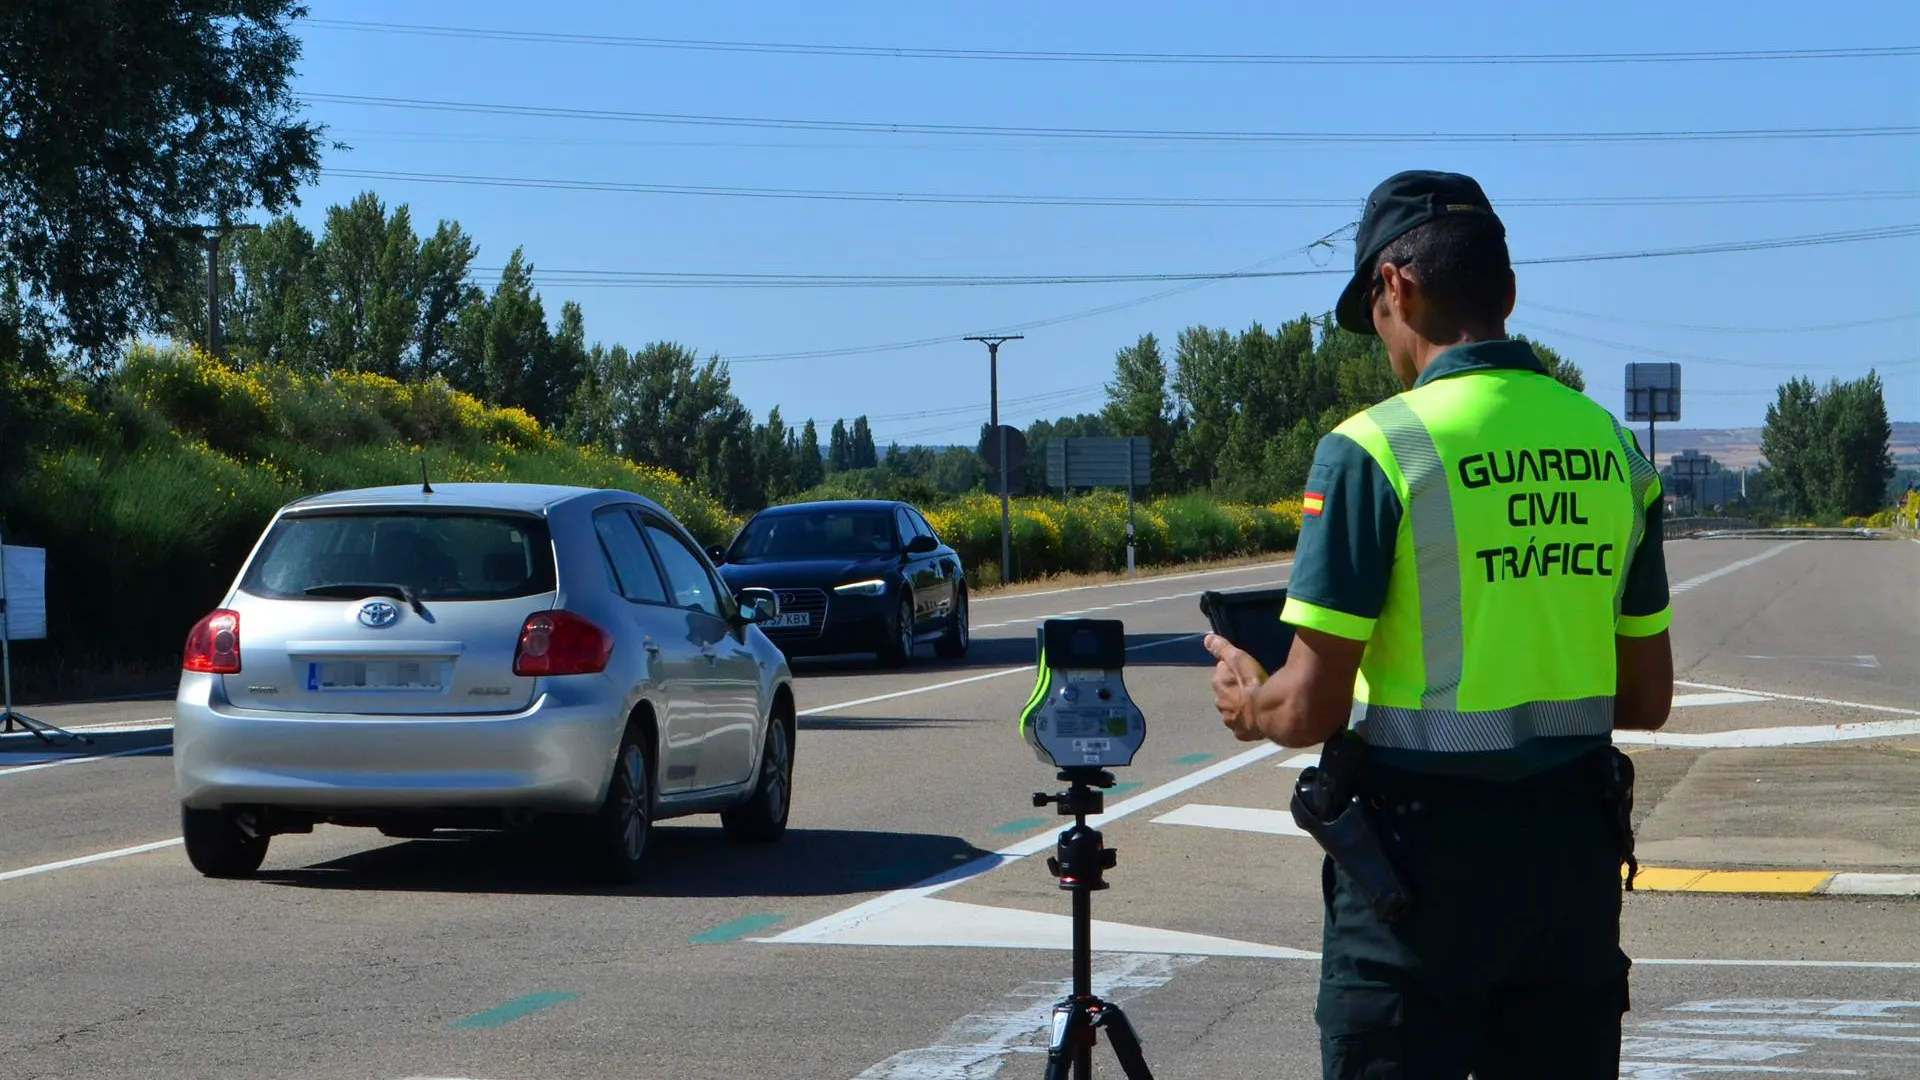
[{"x1": 1624, "y1": 865, "x2": 1835, "y2": 894}]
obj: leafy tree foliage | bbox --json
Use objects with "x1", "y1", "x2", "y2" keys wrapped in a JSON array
[
  {"x1": 0, "y1": 0, "x2": 325, "y2": 362},
  {"x1": 1762, "y1": 372, "x2": 1895, "y2": 519}
]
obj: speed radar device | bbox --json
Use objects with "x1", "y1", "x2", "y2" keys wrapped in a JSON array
[
  {"x1": 1020, "y1": 618, "x2": 1146, "y2": 771},
  {"x1": 1021, "y1": 617, "x2": 1159, "y2": 1077}
]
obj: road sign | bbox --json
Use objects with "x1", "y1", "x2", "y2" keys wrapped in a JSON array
[
  {"x1": 1046, "y1": 437, "x2": 1152, "y2": 577},
  {"x1": 0, "y1": 543, "x2": 46, "y2": 642},
  {"x1": 980, "y1": 425, "x2": 1027, "y2": 474},
  {"x1": 1046, "y1": 437, "x2": 1152, "y2": 492},
  {"x1": 1625, "y1": 362, "x2": 1682, "y2": 423}
]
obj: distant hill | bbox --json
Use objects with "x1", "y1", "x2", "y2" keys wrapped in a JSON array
[{"x1": 1637, "y1": 422, "x2": 1920, "y2": 470}]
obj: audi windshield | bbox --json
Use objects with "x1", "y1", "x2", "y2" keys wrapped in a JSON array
[{"x1": 726, "y1": 509, "x2": 898, "y2": 561}]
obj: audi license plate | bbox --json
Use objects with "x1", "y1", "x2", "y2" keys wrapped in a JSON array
[
  {"x1": 307, "y1": 660, "x2": 441, "y2": 692},
  {"x1": 766, "y1": 612, "x2": 812, "y2": 629}
]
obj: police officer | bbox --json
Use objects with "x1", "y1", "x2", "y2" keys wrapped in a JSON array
[{"x1": 1205, "y1": 170, "x2": 1675, "y2": 1079}]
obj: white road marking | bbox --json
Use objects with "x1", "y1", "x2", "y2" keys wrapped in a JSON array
[
  {"x1": 1637, "y1": 1018, "x2": 1920, "y2": 1042},
  {"x1": 1620, "y1": 1037, "x2": 1812, "y2": 1062},
  {"x1": 0, "y1": 839, "x2": 183, "y2": 883},
  {"x1": 1671, "y1": 542, "x2": 1804, "y2": 595},
  {"x1": 785, "y1": 895, "x2": 1315, "y2": 958},
  {"x1": 1737, "y1": 656, "x2": 1881, "y2": 670},
  {"x1": 757, "y1": 742, "x2": 1285, "y2": 946},
  {"x1": 850, "y1": 952, "x2": 1201, "y2": 1079},
  {"x1": 1674, "y1": 680, "x2": 1920, "y2": 719},
  {"x1": 972, "y1": 560, "x2": 1291, "y2": 604},
  {"x1": 1618, "y1": 1065, "x2": 1857, "y2": 1077},
  {"x1": 1673, "y1": 1002, "x2": 1920, "y2": 1018},
  {"x1": 972, "y1": 577, "x2": 1289, "y2": 631},
  {"x1": 1673, "y1": 692, "x2": 1772, "y2": 708},
  {"x1": 796, "y1": 633, "x2": 1205, "y2": 718},
  {"x1": 0, "y1": 716, "x2": 172, "y2": 738},
  {"x1": 1150, "y1": 803, "x2": 1309, "y2": 838},
  {"x1": 1821, "y1": 873, "x2": 1920, "y2": 896},
  {"x1": 1613, "y1": 717, "x2": 1920, "y2": 749}
]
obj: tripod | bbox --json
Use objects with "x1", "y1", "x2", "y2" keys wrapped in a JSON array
[{"x1": 1032, "y1": 767, "x2": 1156, "y2": 1080}]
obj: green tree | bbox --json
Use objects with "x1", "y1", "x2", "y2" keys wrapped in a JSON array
[
  {"x1": 829, "y1": 419, "x2": 853, "y2": 472},
  {"x1": 0, "y1": 1, "x2": 325, "y2": 363},
  {"x1": 1513, "y1": 334, "x2": 1586, "y2": 393},
  {"x1": 313, "y1": 193, "x2": 420, "y2": 378},
  {"x1": 1817, "y1": 371, "x2": 1895, "y2": 517},
  {"x1": 756, "y1": 406, "x2": 795, "y2": 505},
  {"x1": 850, "y1": 416, "x2": 879, "y2": 469},
  {"x1": 414, "y1": 220, "x2": 482, "y2": 380},
  {"x1": 1170, "y1": 326, "x2": 1238, "y2": 491},
  {"x1": 794, "y1": 419, "x2": 827, "y2": 490},
  {"x1": 1102, "y1": 333, "x2": 1178, "y2": 493},
  {"x1": 1760, "y1": 377, "x2": 1822, "y2": 518},
  {"x1": 535, "y1": 301, "x2": 590, "y2": 430}
]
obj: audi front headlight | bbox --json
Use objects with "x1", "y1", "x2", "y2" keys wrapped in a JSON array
[{"x1": 833, "y1": 579, "x2": 887, "y2": 596}]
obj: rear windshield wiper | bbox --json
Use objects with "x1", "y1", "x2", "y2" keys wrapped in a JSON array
[{"x1": 304, "y1": 582, "x2": 428, "y2": 617}]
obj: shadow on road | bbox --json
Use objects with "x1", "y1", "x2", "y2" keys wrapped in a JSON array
[
  {"x1": 0, "y1": 728, "x2": 172, "y2": 763},
  {"x1": 254, "y1": 825, "x2": 996, "y2": 898},
  {"x1": 788, "y1": 631, "x2": 1212, "y2": 677}
]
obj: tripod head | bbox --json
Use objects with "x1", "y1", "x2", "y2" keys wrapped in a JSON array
[{"x1": 1034, "y1": 767, "x2": 1119, "y2": 892}]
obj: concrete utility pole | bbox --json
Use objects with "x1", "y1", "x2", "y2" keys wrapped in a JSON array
[
  {"x1": 965, "y1": 334, "x2": 1023, "y2": 583},
  {"x1": 181, "y1": 223, "x2": 259, "y2": 361}
]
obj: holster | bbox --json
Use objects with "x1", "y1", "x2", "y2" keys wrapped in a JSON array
[
  {"x1": 1601, "y1": 746, "x2": 1640, "y2": 890},
  {"x1": 1291, "y1": 731, "x2": 1414, "y2": 923}
]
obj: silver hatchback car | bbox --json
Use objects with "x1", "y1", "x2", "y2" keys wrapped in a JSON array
[{"x1": 173, "y1": 482, "x2": 796, "y2": 884}]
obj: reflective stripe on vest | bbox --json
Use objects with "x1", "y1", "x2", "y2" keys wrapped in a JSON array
[{"x1": 1347, "y1": 393, "x2": 1642, "y2": 753}]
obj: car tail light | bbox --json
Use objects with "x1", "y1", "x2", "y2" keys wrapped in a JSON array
[
  {"x1": 514, "y1": 610, "x2": 613, "y2": 676},
  {"x1": 183, "y1": 609, "x2": 242, "y2": 674}
]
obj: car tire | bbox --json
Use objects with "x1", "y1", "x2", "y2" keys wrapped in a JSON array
[
  {"x1": 577, "y1": 722, "x2": 654, "y2": 885},
  {"x1": 721, "y1": 706, "x2": 793, "y2": 843},
  {"x1": 879, "y1": 594, "x2": 916, "y2": 667},
  {"x1": 935, "y1": 585, "x2": 970, "y2": 659},
  {"x1": 182, "y1": 805, "x2": 270, "y2": 879}
]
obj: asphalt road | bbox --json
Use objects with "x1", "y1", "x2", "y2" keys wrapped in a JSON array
[{"x1": 2, "y1": 539, "x2": 1916, "y2": 1080}]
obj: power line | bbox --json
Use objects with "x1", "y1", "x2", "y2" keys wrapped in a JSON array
[
  {"x1": 304, "y1": 93, "x2": 1920, "y2": 145},
  {"x1": 1516, "y1": 301, "x2": 1920, "y2": 334},
  {"x1": 327, "y1": 168, "x2": 1920, "y2": 210},
  {"x1": 300, "y1": 20, "x2": 1920, "y2": 67},
  {"x1": 469, "y1": 223, "x2": 1920, "y2": 290},
  {"x1": 1510, "y1": 318, "x2": 1920, "y2": 370}
]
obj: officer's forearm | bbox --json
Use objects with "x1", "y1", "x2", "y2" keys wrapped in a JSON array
[
  {"x1": 1248, "y1": 661, "x2": 1351, "y2": 748},
  {"x1": 1614, "y1": 631, "x2": 1674, "y2": 731}
]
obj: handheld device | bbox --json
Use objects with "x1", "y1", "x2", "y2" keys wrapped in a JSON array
[
  {"x1": 1197, "y1": 587, "x2": 1296, "y2": 675},
  {"x1": 1019, "y1": 618, "x2": 1146, "y2": 770}
]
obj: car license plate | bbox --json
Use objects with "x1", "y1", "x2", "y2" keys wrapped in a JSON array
[
  {"x1": 307, "y1": 660, "x2": 441, "y2": 692},
  {"x1": 766, "y1": 612, "x2": 812, "y2": 628}
]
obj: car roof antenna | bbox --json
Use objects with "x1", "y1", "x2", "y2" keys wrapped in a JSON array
[{"x1": 420, "y1": 457, "x2": 434, "y2": 496}]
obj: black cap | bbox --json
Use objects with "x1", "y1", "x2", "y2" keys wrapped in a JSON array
[{"x1": 1335, "y1": 170, "x2": 1505, "y2": 335}]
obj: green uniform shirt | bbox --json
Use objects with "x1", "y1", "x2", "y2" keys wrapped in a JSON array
[{"x1": 1282, "y1": 340, "x2": 1671, "y2": 781}]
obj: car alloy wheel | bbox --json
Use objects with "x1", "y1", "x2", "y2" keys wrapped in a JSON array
[
  {"x1": 618, "y1": 742, "x2": 649, "y2": 863},
  {"x1": 762, "y1": 718, "x2": 790, "y2": 822},
  {"x1": 898, "y1": 599, "x2": 915, "y2": 658}
]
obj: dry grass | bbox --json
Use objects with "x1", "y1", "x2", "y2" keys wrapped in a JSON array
[{"x1": 974, "y1": 550, "x2": 1294, "y2": 598}]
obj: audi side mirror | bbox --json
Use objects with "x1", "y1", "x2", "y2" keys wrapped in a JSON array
[
  {"x1": 706, "y1": 544, "x2": 727, "y2": 565},
  {"x1": 905, "y1": 534, "x2": 938, "y2": 555}
]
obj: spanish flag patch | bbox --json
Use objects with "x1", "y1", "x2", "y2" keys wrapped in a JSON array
[{"x1": 1302, "y1": 491, "x2": 1325, "y2": 517}]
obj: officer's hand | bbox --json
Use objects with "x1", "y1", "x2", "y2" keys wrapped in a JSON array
[{"x1": 1204, "y1": 633, "x2": 1268, "y2": 742}]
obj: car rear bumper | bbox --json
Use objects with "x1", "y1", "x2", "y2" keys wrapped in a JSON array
[{"x1": 172, "y1": 673, "x2": 622, "y2": 813}]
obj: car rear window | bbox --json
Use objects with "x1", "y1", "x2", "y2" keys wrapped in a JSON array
[{"x1": 240, "y1": 511, "x2": 557, "y2": 602}]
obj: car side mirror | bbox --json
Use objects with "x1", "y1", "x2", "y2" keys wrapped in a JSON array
[
  {"x1": 736, "y1": 587, "x2": 779, "y2": 624},
  {"x1": 706, "y1": 544, "x2": 727, "y2": 565},
  {"x1": 905, "y1": 534, "x2": 938, "y2": 555}
]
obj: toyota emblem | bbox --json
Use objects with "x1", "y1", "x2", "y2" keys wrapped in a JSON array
[{"x1": 358, "y1": 600, "x2": 400, "y2": 628}]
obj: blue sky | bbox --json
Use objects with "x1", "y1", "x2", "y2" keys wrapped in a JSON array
[{"x1": 277, "y1": 1, "x2": 1919, "y2": 445}]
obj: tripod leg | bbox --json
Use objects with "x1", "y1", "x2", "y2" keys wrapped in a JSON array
[
  {"x1": 1043, "y1": 999, "x2": 1089, "y2": 1080},
  {"x1": 1095, "y1": 1002, "x2": 1157, "y2": 1080}
]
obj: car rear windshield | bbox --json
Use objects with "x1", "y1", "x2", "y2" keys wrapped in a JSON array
[
  {"x1": 240, "y1": 511, "x2": 557, "y2": 601},
  {"x1": 727, "y1": 508, "x2": 897, "y2": 559}
]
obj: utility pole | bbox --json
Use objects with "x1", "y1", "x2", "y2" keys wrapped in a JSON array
[
  {"x1": 179, "y1": 222, "x2": 259, "y2": 361},
  {"x1": 966, "y1": 334, "x2": 1023, "y2": 584}
]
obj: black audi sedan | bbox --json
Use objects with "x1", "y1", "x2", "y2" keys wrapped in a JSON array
[{"x1": 709, "y1": 499, "x2": 969, "y2": 665}]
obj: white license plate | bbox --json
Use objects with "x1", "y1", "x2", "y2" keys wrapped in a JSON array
[
  {"x1": 766, "y1": 612, "x2": 813, "y2": 628},
  {"x1": 307, "y1": 660, "x2": 442, "y2": 692}
]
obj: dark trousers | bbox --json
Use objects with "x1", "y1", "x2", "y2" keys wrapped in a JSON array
[{"x1": 1314, "y1": 763, "x2": 1630, "y2": 1079}]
